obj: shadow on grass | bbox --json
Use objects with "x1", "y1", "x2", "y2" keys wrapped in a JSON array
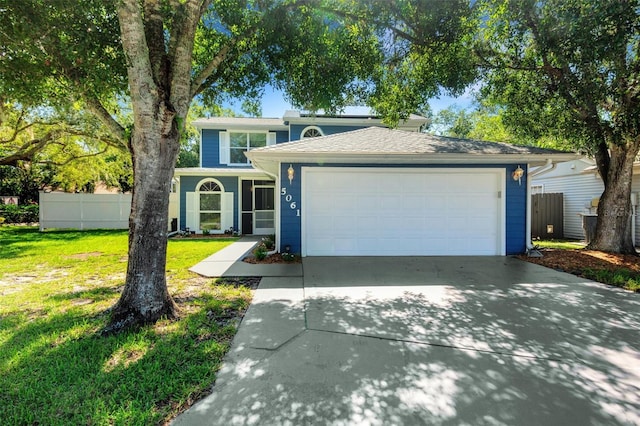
[
  {"x1": 0, "y1": 286, "x2": 249, "y2": 425},
  {"x1": 48, "y1": 286, "x2": 121, "y2": 302},
  {"x1": 177, "y1": 257, "x2": 640, "y2": 425},
  {"x1": 0, "y1": 227, "x2": 127, "y2": 260}
]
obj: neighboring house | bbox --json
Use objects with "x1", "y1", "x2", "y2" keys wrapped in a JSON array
[
  {"x1": 174, "y1": 110, "x2": 577, "y2": 256},
  {"x1": 531, "y1": 158, "x2": 640, "y2": 245}
]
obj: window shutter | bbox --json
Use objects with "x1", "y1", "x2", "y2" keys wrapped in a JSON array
[
  {"x1": 267, "y1": 132, "x2": 277, "y2": 146},
  {"x1": 186, "y1": 192, "x2": 198, "y2": 231},
  {"x1": 219, "y1": 131, "x2": 230, "y2": 165},
  {"x1": 221, "y1": 192, "x2": 234, "y2": 232}
]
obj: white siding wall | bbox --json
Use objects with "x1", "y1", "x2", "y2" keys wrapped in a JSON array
[
  {"x1": 535, "y1": 173, "x2": 603, "y2": 240},
  {"x1": 533, "y1": 159, "x2": 640, "y2": 246}
]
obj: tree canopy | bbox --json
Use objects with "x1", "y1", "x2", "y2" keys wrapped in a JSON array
[
  {"x1": 368, "y1": 0, "x2": 639, "y2": 254},
  {"x1": 474, "y1": 0, "x2": 640, "y2": 253},
  {"x1": 0, "y1": 0, "x2": 398, "y2": 331}
]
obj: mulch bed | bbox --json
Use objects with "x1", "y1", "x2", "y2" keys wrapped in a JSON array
[
  {"x1": 170, "y1": 234, "x2": 237, "y2": 239},
  {"x1": 214, "y1": 276, "x2": 262, "y2": 290},
  {"x1": 518, "y1": 249, "x2": 640, "y2": 275},
  {"x1": 243, "y1": 253, "x2": 301, "y2": 264}
]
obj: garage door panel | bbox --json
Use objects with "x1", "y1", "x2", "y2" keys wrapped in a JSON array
[
  {"x1": 356, "y1": 194, "x2": 377, "y2": 210},
  {"x1": 333, "y1": 216, "x2": 357, "y2": 233},
  {"x1": 304, "y1": 168, "x2": 503, "y2": 256},
  {"x1": 403, "y1": 196, "x2": 426, "y2": 210}
]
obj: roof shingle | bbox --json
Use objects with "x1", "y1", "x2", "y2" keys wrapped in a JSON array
[{"x1": 250, "y1": 127, "x2": 570, "y2": 155}]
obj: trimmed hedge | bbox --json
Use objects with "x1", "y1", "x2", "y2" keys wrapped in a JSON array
[{"x1": 0, "y1": 204, "x2": 39, "y2": 223}]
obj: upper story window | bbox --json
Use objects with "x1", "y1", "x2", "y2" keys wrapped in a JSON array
[
  {"x1": 230, "y1": 133, "x2": 266, "y2": 164},
  {"x1": 219, "y1": 131, "x2": 276, "y2": 165},
  {"x1": 301, "y1": 126, "x2": 324, "y2": 139}
]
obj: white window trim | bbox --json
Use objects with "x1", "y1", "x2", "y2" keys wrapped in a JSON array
[
  {"x1": 300, "y1": 126, "x2": 324, "y2": 139},
  {"x1": 220, "y1": 130, "x2": 276, "y2": 166},
  {"x1": 531, "y1": 184, "x2": 544, "y2": 195},
  {"x1": 196, "y1": 178, "x2": 225, "y2": 233},
  {"x1": 253, "y1": 181, "x2": 276, "y2": 234}
]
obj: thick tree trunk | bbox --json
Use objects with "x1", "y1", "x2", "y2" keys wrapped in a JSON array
[
  {"x1": 588, "y1": 143, "x2": 638, "y2": 254},
  {"x1": 103, "y1": 0, "x2": 202, "y2": 333},
  {"x1": 105, "y1": 122, "x2": 181, "y2": 333}
]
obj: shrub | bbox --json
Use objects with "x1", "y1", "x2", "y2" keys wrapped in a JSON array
[
  {"x1": 0, "y1": 204, "x2": 39, "y2": 223},
  {"x1": 281, "y1": 252, "x2": 298, "y2": 262},
  {"x1": 261, "y1": 234, "x2": 275, "y2": 250},
  {"x1": 253, "y1": 243, "x2": 268, "y2": 260}
]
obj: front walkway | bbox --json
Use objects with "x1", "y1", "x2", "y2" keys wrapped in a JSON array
[
  {"x1": 174, "y1": 256, "x2": 640, "y2": 425},
  {"x1": 188, "y1": 236, "x2": 302, "y2": 277}
]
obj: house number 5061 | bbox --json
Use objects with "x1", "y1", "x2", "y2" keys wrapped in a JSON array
[{"x1": 281, "y1": 187, "x2": 301, "y2": 216}]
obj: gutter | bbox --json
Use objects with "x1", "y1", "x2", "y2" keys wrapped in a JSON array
[{"x1": 248, "y1": 157, "x2": 279, "y2": 180}]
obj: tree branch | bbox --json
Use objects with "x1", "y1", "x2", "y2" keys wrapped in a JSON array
[
  {"x1": 37, "y1": 145, "x2": 111, "y2": 167},
  {"x1": 189, "y1": 41, "x2": 235, "y2": 99},
  {"x1": 117, "y1": 0, "x2": 158, "y2": 124},
  {"x1": 143, "y1": 0, "x2": 168, "y2": 85},
  {"x1": 83, "y1": 96, "x2": 127, "y2": 148},
  {"x1": 168, "y1": 0, "x2": 205, "y2": 118},
  {"x1": 0, "y1": 127, "x2": 122, "y2": 166}
]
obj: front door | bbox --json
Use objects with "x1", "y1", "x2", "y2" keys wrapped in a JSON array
[{"x1": 241, "y1": 179, "x2": 275, "y2": 235}]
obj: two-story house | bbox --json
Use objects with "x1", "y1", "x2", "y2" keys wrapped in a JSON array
[
  {"x1": 174, "y1": 110, "x2": 578, "y2": 257},
  {"x1": 173, "y1": 110, "x2": 428, "y2": 236}
]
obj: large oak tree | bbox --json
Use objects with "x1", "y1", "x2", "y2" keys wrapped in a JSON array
[
  {"x1": 2, "y1": 0, "x2": 381, "y2": 330},
  {"x1": 475, "y1": 0, "x2": 640, "y2": 254}
]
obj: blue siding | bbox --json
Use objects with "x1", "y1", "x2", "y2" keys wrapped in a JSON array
[
  {"x1": 200, "y1": 129, "x2": 220, "y2": 167},
  {"x1": 179, "y1": 175, "x2": 239, "y2": 231},
  {"x1": 279, "y1": 163, "x2": 303, "y2": 253},
  {"x1": 275, "y1": 130, "x2": 289, "y2": 144},
  {"x1": 201, "y1": 129, "x2": 290, "y2": 167},
  {"x1": 290, "y1": 124, "x2": 373, "y2": 141},
  {"x1": 279, "y1": 163, "x2": 528, "y2": 255},
  {"x1": 505, "y1": 165, "x2": 527, "y2": 254}
]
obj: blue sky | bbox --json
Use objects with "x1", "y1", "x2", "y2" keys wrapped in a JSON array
[{"x1": 225, "y1": 85, "x2": 475, "y2": 118}]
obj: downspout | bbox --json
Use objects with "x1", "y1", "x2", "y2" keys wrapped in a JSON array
[
  {"x1": 275, "y1": 161, "x2": 282, "y2": 254},
  {"x1": 526, "y1": 159, "x2": 556, "y2": 250},
  {"x1": 631, "y1": 193, "x2": 637, "y2": 248}
]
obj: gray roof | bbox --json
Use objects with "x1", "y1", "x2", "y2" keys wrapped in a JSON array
[
  {"x1": 174, "y1": 167, "x2": 269, "y2": 176},
  {"x1": 283, "y1": 110, "x2": 428, "y2": 123},
  {"x1": 249, "y1": 127, "x2": 571, "y2": 155},
  {"x1": 192, "y1": 117, "x2": 286, "y2": 130}
]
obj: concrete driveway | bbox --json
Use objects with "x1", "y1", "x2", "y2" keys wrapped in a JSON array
[{"x1": 174, "y1": 257, "x2": 640, "y2": 425}]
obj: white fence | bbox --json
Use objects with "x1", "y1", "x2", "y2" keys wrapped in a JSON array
[
  {"x1": 39, "y1": 191, "x2": 179, "y2": 231},
  {"x1": 39, "y1": 192, "x2": 132, "y2": 230}
]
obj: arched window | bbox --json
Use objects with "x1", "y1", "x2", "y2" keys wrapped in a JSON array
[
  {"x1": 199, "y1": 181, "x2": 221, "y2": 192},
  {"x1": 197, "y1": 179, "x2": 224, "y2": 231},
  {"x1": 301, "y1": 126, "x2": 324, "y2": 139}
]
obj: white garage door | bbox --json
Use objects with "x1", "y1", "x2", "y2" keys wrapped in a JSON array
[{"x1": 303, "y1": 167, "x2": 504, "y2": 256}]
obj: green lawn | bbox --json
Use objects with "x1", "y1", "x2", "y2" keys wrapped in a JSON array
[
  {"x1": 0, "y1": 226, "x2": 249, "y2": 425},
  {"x1": 533, "y1": 239, "x2": 585, "y2": 250}
]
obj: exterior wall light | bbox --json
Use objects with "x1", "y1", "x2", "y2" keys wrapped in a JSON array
[
  {"x1": 512, "y1": 165, "x2": 524, "y2": 185},
  {"x1": 287, "y1": 164, "x2": 295, "y2": 184}
]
